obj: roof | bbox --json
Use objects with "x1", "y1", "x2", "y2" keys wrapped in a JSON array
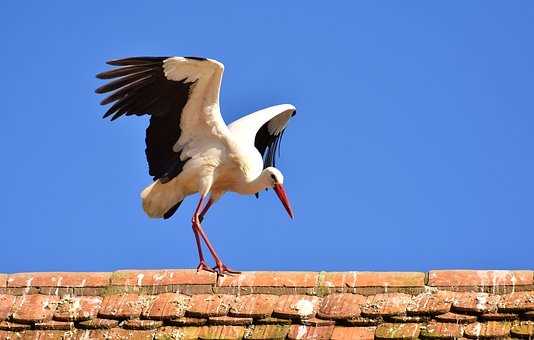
[{"x1": 0, "y1": 269, "x2": 533, "y2": 339}]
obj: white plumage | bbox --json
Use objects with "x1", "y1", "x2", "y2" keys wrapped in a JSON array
[{"x1": 96, "y1": 56, "x2": 295, "y2": 274}]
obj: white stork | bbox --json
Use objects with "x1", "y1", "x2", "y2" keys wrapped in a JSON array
[{"x1": 95, "y1": 56, "x2": 295, "y2": 274}]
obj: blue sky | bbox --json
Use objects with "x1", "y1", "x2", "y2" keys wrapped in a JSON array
[{"x1": 1, "y1": 1, "x2": 533, "y2": 273}]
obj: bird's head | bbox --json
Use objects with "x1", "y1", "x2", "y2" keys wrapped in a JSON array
[{"x1": 261, "y1": 167, "x2": 294, "y2": 219}]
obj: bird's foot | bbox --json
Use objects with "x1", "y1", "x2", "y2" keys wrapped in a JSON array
[
  {"x1": 196, "y1": 260, "x2": 215, "y2": 273},
  {"x1": 213, "y1": 262, "x2": 241, "y2": 275}
]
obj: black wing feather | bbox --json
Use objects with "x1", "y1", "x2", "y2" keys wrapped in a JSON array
[
  {"x1": 95, "y1": 56, "x2": 194, "y2": 181},
  {"x1": 254, "y1": 123, "x2": 286, "y2": 168}
]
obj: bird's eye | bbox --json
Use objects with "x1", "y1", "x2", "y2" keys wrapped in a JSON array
[{"x1": 270, "y1": 174, "x2": 276, "y2": 181}]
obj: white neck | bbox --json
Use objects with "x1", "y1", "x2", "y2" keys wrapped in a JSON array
[{"x1": 236, "y1": 171, "x2": 270, "y2": 195}]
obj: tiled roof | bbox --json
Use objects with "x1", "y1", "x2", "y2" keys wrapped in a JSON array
[{"x1": 0, "y1": 269, "x2": 533, "y2": 339}]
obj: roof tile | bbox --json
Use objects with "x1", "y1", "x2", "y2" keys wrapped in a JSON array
[
  {"x1": 511, "y1": 321, "x2": 534, "y2": 338},
  {"x1": 7, "y1": 272, "x2": 110, "y2": 288},
  {"x1": 330, "y1": 326, "x2": 376, "y2": 340},
  {"x1": 198, "y1": 325, "x2": 246, "y2": 339},
  {"x1": 0, "y1": 275, "x2": 6, "y2": 289},
  {"x1": 0, "y1": 295, "x2": 16, "y2": 320},
  {"x1": 375, "y1": 323, "x2": 420, "y2": 339},
  {"x1": 406, "y1": 291, "x2": 453, "y2": 315},
  {"x1": 301, "y1": 317, "x2": 335, "y2": 326},
  {"x1": 154, "y1": 326, "x2": 201, "y2": 340},
  {"x1": 387, "y1": 315, "x2": 428, "y2": 323},
  {"x1": 187, "y1": 294, "x2": 234, "y2": 317},
  {"x1": 524, "y1": 310, "x2": 534, "y2": 320},
  {"x1": 498, "y1": 291, "x2": 534, "y2": 312},
  {"x1": 287, "y1": 324, "x2": 334, "y2": 339},
  {"x1": 141, "y1": 292, "x2": 190, "y2": 320},
  {"x1": 360, "y1": 293, "x2": 412, "y2": 317},
  {"x1": 247, "y1": 324, "x2": 290, "y2": 339},
  {"x1": 452, "y1": 292, "x2": 501, "y2": 314},
  {"x1": 34, "y1": 320, "x2": 74, "y2": 330},
  {"x1": 420, "y1": 322, "x2": 463, "y2": 339},
  {"x1": 345, "y1": 316, "x2": 382, "y2": 326},
  {"x1": 208, "y1": 316, "x2": 253, "y2": 326},
  {"x1": 53, "y1": 295, "x2": 101, "y2": 321},
  {"x1": 255, "y1": 317, "x2": 292, "y2": 325},
  {"x1": 317, "y1": 293, "x2": 365, "y2": 320},
  {"x1": 0, "y1": 320, "x2": 31, "y2": 331},
  {"x1": 10, "y1": 294, "x2": 60, "y2": 323},
  {"x1": 463, "y1": 321, "x2": 511, "y2": 339},
  {"x1": 92, "y1": 328, "x2": 155, "y2": 339},
  {"x1": 322, "y1": 272, "x2": 425, "y2": 288},
  {"x1": 479, "y1": 312, "x2": 518, "y2": 321},
  {"x1": 273, "y1": 295, "x2": 321, "y2": 320},
  {"x1": 167, "y1": 316, "x2": 207, "y2": 326},
  {"x1": 98, "y1": 293, "x2": 153, "y2": 319},
  {"x1": 428, "y1": 270, "x2": 533, "y2": 287},
  {"x1": 122, "y1": 319, "x2": 163, "y2": 330},
  {"x1": 218, "y1": 271, "x2": 318, "y2": 288},
  {"x1": 21, "y1": 330, "x2": 78, "y2": 339},
  {"x1": 77, "y1": 318, "x2": 119, "y2": 329},
  {"x1": 229, "y1": 294, "x2": 278, "y2": 318},
  {"x1": 434, "y1": 312, "x2": 477, "y2": 324},
  {"x1": 111, "y1": 269, "x2": 216, "y2": 286}
]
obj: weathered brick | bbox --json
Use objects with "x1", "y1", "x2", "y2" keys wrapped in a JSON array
[
  {"x1": 428, "y1": 270, "x2": 533, "y2": 287},
  {"x1": 98, "y1": 293, "x2": 153, "y2": 319},
  {"x1": 360, "y1": 293, "x2": 412, "y2": 317},
  {"x1": 7, "y1": 272, "x2": 110, "y2": 288},
  {"x1": 420, "y1": 322, "x2": 463, "y2": 339},
  {"x1": 287, "y1": 324, "x2": 334, "y2": 340},
  {"x1": 142, "y1": 292, "x2": 190, "y2": 320},
  {"x1": 464, "y1": 321, "x2": 511, "y2": 339},
  {"x1": 54, "y1": 295, "x2": 102, "y2": 321},
  {"x1": 218, "y1": 271, "x2": 318, "y2": 288},
  {"x1": 317, "y1": 293, "x2": 365, "y2": 320},
  {"x1": 375, "y1": 323, "x2": 420, "y2": 339},
  {"x1": 322, "y1": 272, "x2": 425, "y2": 288},
  {"x1": 273, "y1": 295, "x2": 321, "y2": 320},
  {"x1": 330, "y1": 326, "x2": 376, "y2": 340},
  {"x1": 111, "y1": 269, "x2": 216, "y2": 286},
  {"x1": 229, "y1": 294, "x2": 278, "y2": 318},
  {"x1": 187, "y1": 294, "x2": 234, "y2": 317},
  {"x1": 0, "y1": 295, "x2": 16, "y2": 320},
  {"x1": 11, "y1": 294, "x2": 60, "y2": 323}
]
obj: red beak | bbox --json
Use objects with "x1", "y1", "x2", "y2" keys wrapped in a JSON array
[{"x1": 273, "y1": 184, "x2": 294, "y2": 219}]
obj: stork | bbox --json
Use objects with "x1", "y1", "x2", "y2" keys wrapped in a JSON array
[{"x1": 95, "y1": 56, "x2": 295, "y2": 274}]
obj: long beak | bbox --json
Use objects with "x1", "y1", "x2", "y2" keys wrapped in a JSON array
[{"x1": 273, "y1": 184, "x2": 294, "y2": 219}]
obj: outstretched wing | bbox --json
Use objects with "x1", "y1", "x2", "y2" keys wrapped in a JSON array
[
  {"x1": 228, "y1": 104, "x2": 296, "y2": 168},
  {"x1": 95, "y1": 56, "x2": 228, "y2": 182}
]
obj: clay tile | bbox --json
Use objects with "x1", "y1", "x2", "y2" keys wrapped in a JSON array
[
  {"x1": 452, "y1": 292, "x2": 501, "y2": 314},
  {"x1": 511, "y1": 321, "x2": 534, "y2": 338},
  {"x1": 524, "y1": 311, "x2": 534, "y2": 320},
  {"x1": 33, "y1": 320, "x2": 74, "y2": 330},
  {"x1": 301, "y1": 317, "x2": 335, "y2": 327},
  {"x1": 420, "y1": 322, "x2": 463, "y2": 339},
  {"x1": 10, "y1": 294, "x2": 60, "y2": 323},
  {"x1": 208, "y1": 316, "x2": 253, "y2": 326},
  {"x1": 22, "y1": 330, "x2": 78, "y2": 339},
  {"x1": 479, "y1": 312, "x2": 518, "y2": 321},
  {"x1": 498, "y1": 291, "x2": 534, "y2": 312},
  {"x1": 77, "y1": 318, "x2": 119, "y2": 329},
  {"x1": 321, "y1": 272, "x2": 425, "y2": 288},
  {"x1": 345, "y1": 316, "x2": 382, "y2": 326},
  {"x1": 0, "y1": 320, "x2": 32, "y2": 331},
  {"x1": 360, "y1": 293, "x2": 412, "y2": 317},
  {"x1": 111, "y1": 269, "x2": 216, "y2": 286},
  {"x1": 0, "y1": 275, "x2": 6, "y2": 289},
  {"x1": 387, "y1": 315, "x2": 428, "y2": 323},
  {"x1": 167, "y1": 316, "x2": 207, "y2": 326},
  {"x1": 229, "y1": 294, "x2": 278, "y2": 318},
  {"x1": 273, "y1": 295, "x2": 321, "y2": 320},
  {"x1": 99, "y1": 328, "x2": 155, "y2": 339},
  {"x1": 217, "y1": 271, "x2": 319, "y2": 288},
  {"x1": 434, "y1": 312, "x2": 477, "y2": 324},
  {"x1": 7, "y1": 272, "x2": 110, "y2": 288},
  {"x1": 198, "y1": 325, "x2": 246, "y2": 339},
  {"x1": 375, "y1": 323, "x2": 421, "y2": 339},
  {"x1": 464, "y1": 321, "x2": 511, "y2": 339},
  {"x1": 187, "y1": 294, "x2": 235, "y2": 317},
  {"x1": 54, "y1": 295, "x2": 102, "y2": 321},
  {"x1": 122, "y1": 319, "x2": 163, "y2": 330},
  {"x1": 318, "y1": 293, "x2": 365, "y2": 320},
  {"x1": 98, "y1": 293, "x2": 153, "y2": 319},
  {"x1": 287, "y1": 324, "x2": 334, "y2": 340},
  {"x1": 247, "y1": 324, "x2": 290, "y2": 340},
  {"x1": 154, "y1": 326, "x2": 201, "y2": 340},
  {"x1": 428, "y1": 270, "x2": 533, "y2": 287},
  {"x1": 406, "y1": 291, "x2": 453, "y2": 316},
  {"x1": 255, "y1": 317, "x2": 292, "y2": 325},
  {"x1": 330, "y1": 326, "x2": 376, "y2": 340},
  {"x1": 142, "y1": 292, "x2": 190, "y2": 320},
  {"x1": 0, "y1": 295, "x2": 16, "y2": 320}
]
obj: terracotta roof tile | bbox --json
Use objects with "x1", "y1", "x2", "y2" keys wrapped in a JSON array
[
  {"x1": 53, "y1": 295, "x2": 101, "y2": 321},
  {"x1": 317, "y1": 293, "x2": 365, "y2": 319},
  {"x1": 428, "y1": 270, "x2": 533, "y2": 288},
  {"x1": 463, "y1": 321, "x2": 511, "y2": 339},
  {"x1": 360, "y1": 293, "x2": 412, "y2": 317},
  {"x1": 330, "y1": 326, "x2": 376, "y2": 340},
  {"x1": 0, "y1": 295, "x2": 16, "y2": 320},
  {"x1": 287, "y1": 324, "x2": 334, "y2": 339},
  {"x1": 187, "y1": 294, "x2": 234, "y2": 317},
  {"x1": 273, "y1": 294, "x2": 321, "y2": 319},
  {"x1": 420, "y1": 321, "x2": 463, "y2": 339},
  {"x1": 1, "y1": 269, "x2": 533, "y2": 339},
  {"x1": 229, "y1": 293, "x2": 278, "y2": 318},
  {"x1": 247, "y1": 324, "x2": 290, "y2": 339},
  {"x1": 98, "y1": 293, "x2": 153, "y2": 319},
  {"x1": 0, "y1": 275, "x2": 6, "y2": 289},
  {"x1": 375, "y1": 323, "x2": 421, "y2": 339},
  {"x1": 141, "y1": 292, "x2": 190, "y2": 320},
  {"x1": 10, "y1": 294, "x2": 60, "y2": 323}
]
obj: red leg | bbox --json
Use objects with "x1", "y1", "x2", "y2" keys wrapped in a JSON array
[{"x1": 191, "y1": 196, "x2": 213, "y2": 272}]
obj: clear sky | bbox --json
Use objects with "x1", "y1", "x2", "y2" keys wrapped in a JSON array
[{"x1": 1, "y1": 1, "x2": 533, "y2": 273}]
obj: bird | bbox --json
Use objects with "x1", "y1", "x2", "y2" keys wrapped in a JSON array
[{"x1": 95, "y1": 56, "x2": 296, "y2": 274}]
